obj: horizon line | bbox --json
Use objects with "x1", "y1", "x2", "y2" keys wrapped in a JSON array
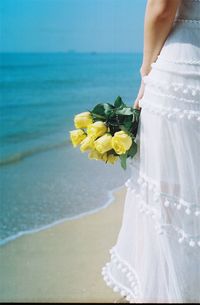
[{"x1": 0, "y1": 51, "x2": 143, "y2": 54}]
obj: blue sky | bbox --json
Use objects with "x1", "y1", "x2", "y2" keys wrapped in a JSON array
[{"x1": 0, "y1": 0, "x2": 146, "y2": 53}]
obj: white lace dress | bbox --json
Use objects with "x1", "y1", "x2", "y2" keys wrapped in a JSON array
[{"x1": 102, "y1": 0, "x2": 200, "y2": 302}]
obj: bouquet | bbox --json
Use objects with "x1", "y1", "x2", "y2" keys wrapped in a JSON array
[{"x1": 69, "y1": 96, "x2": 141, "y2": 169}]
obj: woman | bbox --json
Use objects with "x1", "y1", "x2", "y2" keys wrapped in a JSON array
[{"x1": 102, "y1": 0, "x2": 200, "y2": 303}]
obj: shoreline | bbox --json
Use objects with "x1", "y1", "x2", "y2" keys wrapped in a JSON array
[
  {"x1": 0, "y1": 185, "x2": 127, "y2": 302},
  {"x1": 0, "y1": 183, "x2": 126, "y2": 247}
]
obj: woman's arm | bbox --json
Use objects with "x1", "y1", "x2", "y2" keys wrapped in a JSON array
[{"x1": 134, "y1": 0, "x2": 181, "y2": 108}]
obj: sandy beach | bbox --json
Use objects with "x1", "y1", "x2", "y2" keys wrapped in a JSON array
[{"x1": 0, "y1": 186, "x2": 127, "y2": 303}]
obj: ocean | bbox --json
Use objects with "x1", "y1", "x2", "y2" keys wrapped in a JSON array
[{"x1": 0, "y1": 52, "x2": 142, "y2": 245}]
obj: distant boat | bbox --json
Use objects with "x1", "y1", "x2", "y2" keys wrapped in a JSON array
[{"x1": 67, "y1": 50, "x2": 76, "y2": 54}]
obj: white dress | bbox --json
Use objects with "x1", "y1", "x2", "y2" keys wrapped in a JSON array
[{"x1": 102, "y1": 0, "x2": 200, "y2": 302}]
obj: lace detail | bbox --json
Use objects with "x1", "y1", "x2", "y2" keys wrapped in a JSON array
[
  {"x1": 126, "y1": 175, "x2": 200, "y2": 215},
  {"x1": 102, "y1": 247, "x2": 142, "y2": 303},
  {"x1": 175, "y1": 18, "x2": 200, "y2": 24},
  {"x1": 143, "y1": 76, "x2": 200, "y2": 97},
  {"x1": 139, "y1": 99, "x2": 200, "y2": 121},
  {"x1": 151, "y1": 62, "x2": 200, "y2": 77},
  {"x1": 145, "y1": 87, "x2": 200, "y2": 104},
  {"x1": 125, "y1": 179, "x2": 200, "y2": 247}
]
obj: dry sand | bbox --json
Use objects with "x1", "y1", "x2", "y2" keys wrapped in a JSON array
[{"x1": 0, "y1": 186, "x2": 127, "y2": 303}]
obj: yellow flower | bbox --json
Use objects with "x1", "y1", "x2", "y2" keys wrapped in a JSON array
[
  {"x1": 69, "y1": 129, "x2": 86, "y2": 147},
  {"x1": 101, "y1": 152, "x2": 108, "y2": 162},
  {"x1": 87, "y1": 121, "x2": 107, "y2": 140},
  {"x1": 74, "y1": 111, "x2": 93, "y2": 129},
  {"x1": 88, "y1": 149, "x2": 104, "y2": 161},
  {"x1": 80, "y1": 136, "x2": 95, "y2": 152},
  {"x1": 111, "y1": 130, "x2": 132, "y2": 155},
  {"x1": 107, "y1": 154, "x2": 118, "y2": 164},
  {"x1": 94, "y1": 133, "x2": 112, "y2": 154}
]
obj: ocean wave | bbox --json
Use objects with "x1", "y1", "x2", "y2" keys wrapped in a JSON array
[
  {"x1": 0, "y1": 79, "x2": 82, "y2": 88},
  {"x1": 0, "y1": 63, "x2": 52, "y2": 69},
  {"x1": 0, "y1": 184, "x2": 124, "y2": 246},
  {"x1": 0, "y1": 140, "x2": 70, "y2": 167}
]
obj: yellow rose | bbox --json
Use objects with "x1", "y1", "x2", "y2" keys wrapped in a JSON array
[
  {"x1": 69, "y1": 129, "x2": 86, "y2": 147},
  {"x1": 94, "y1": 133, "x2": 112, "y2": 154},
  {"x1": 101, "y1": 152, "x2": 108, "y2": 162},
  {"x1": 88, "y1": 149, "x2": 104, "y2": 161},
  {"x1": 111, "y1": 131, "x2": 132, "y2": 155},
  {"x1": 87, "y1": 121, "x2": 107, "y2": 140},
  {"x1": 80, "y1": 136, "x2": 95, "y2": 152},
  {"x1": 107, "y1": 154, "x2": 118, "y2": 164},
  {"x1": 74, "y1": 111, "x2": 93, "y2": 129}
]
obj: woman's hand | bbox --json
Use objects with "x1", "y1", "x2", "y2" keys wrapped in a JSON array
[{"x1": 133, "y1": 79, "x2": 145, "y2": 110}]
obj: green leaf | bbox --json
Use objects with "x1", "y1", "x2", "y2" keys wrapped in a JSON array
[
  {"x1": 91, "y1": 103, "x2": 106, "y2": 116},
  {"x1": 119, "y1": 153, "x2": 128, "y2": 170},
  {"x1": 123, "y1": 121, "x2": 132, "y2": 130},
  {"x1": 115, "y1": 107, "x2": 133, "y2": 116},
  {"x1": 114, "y1": 96, "x2": 126, "y2": 108},
  {"x1": 127, "y1": 141, "x2": 137, "y2": 158},
  {"x1": 119, "y1": 124, "x2": 130, "y2": 135},
  {"x1": 91, "y1": 103, "x2": 114, "y2": 119}
]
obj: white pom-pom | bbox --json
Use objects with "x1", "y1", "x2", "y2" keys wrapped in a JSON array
[
  {"x1": 189, "y1": 240, "x2": 195, "y2": 247},
  {"x1": 183, "y1": 89, "x2": 188, "y2": 94},
  {"x1": 178, "y1": 237, "x2": 184, "y2": 243},
  {"x1": 179, "y1": 113, "x2": 184, "y2": 119},
  {"x1": 164, "y1": 200, "x2": 170, "y2": 207},
  {"x1": 185, "y1": 208, "x2": 191, "y2": 215},
  {"x1": 197, "y1": 241, "x2": 200, "y2": 247},
  {"x1": 197, "y1": 116, "x2": 200, "y2": 121},
  {"x1": 195, "y1": 210, "x2": 200, "y2": 216},
  {"x1": 145, "y1": 209, "x2": 151, "y2": 215},
  {"x1": 167, "y1": 113, "x2": 173, "y2": 119},
  {"x1": 125, "y1": 179, "x2": 131, "y2": 187},
  {"x1": 114, "y1": 286, "x2": 119, "y2": 292}
]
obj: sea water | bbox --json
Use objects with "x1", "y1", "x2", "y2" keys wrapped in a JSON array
[{"x1": 0, "y1": 52, "x2": 142, "y2": 244}]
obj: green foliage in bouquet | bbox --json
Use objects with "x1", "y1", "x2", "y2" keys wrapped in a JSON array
[{"x1": 87, "y1": 96, "x2": 141, "y2": 169}]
